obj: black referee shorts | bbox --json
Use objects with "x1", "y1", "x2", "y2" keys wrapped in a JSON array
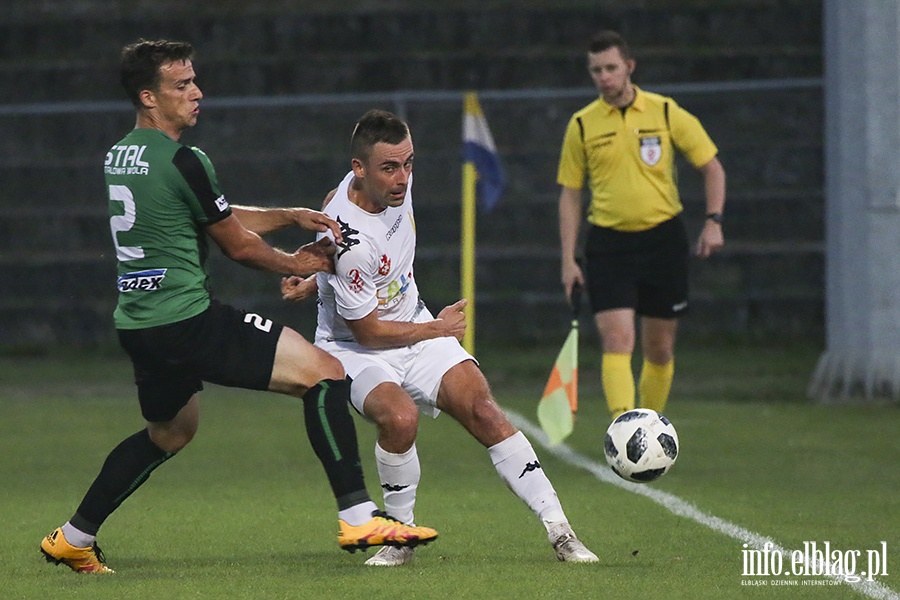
[
  {"x1": 584, "y1": 215, "x2": 690, "y2": 319},
  {"x1": 117, "y1": 300, "x2": 285, "y2": 422}
]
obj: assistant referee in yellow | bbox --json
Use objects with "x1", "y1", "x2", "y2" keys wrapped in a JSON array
[{"x1": 557, "y1": 30, "x2": 726, "y2": 420}]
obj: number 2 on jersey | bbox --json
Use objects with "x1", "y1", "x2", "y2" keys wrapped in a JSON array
[{"x1": 108, "y1": 184, "x2": 145, "y2": 261}]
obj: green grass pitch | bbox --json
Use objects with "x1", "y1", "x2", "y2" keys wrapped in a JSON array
[{"x1": 2, "y1": 341, "x2": 898, "y2": 599}]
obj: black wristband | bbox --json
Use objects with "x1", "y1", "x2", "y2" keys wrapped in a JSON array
[{"x1": 706, "y1": 212, "x2": 724, "y2": 225}]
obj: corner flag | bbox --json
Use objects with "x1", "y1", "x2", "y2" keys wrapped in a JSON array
[
  {"x1": 462, "y1": 92, "x2": 506, "y2": 213},
  {"x1": 460, "y1": 92, "x2": 505, "y2": 354},
  {"x1": 537, "y1": 286, "x2": 581, "y2": 445}
]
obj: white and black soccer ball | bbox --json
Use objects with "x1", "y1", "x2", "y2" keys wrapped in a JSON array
[{"x1": 604, "y1": 409, "x2": 679, "y2": 483}]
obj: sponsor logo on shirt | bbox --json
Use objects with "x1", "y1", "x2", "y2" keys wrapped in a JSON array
[
  {"x1": 377, "y1": 271, "x2": 412, "y2": 308},
  {"x1": 214, "y1": 195, "x2": 229, "y2": 212},
  {"x1": 347, "y1": 268, "x2": 364, "y2": 293},
  {"x1": 378, "y1": 254, "x2": 391, "y2": 276},
  {"x1": 117, "y1": 268, "x2": 167, "y2": 292},
  {"x1": 104, "y1": 144, "x2": 150, "y2": 176}
]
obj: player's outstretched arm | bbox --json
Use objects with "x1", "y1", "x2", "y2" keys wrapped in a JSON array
[
  {"x1": 232, "y1": 206, "x2": 343, "y2": 242},
  {"x1": 291, "y1": 238, "x2": 337, "y2": 276},
  {"x1": 345, "y1": 299, "x2": 468, "y2": 349},
  {"x1": 207, "y1": 214, "x2": 336, "y2": 276}
]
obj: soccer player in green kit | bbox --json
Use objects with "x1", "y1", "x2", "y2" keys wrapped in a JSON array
[{"x1": 40, "y1": 39, "x2": 436, "y2": 574}]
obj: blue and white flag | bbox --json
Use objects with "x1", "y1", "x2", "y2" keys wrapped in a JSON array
[{"x1": 463, "y1": 92, "x2": 506, "y2": 213}]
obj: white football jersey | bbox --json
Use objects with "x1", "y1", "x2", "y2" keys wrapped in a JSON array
[{"x1": 315, "y1": 171, "x2": 420, "y2": 342}]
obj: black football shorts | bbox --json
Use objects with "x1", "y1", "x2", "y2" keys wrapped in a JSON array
[
  {"x1": 117, "y1": 300, "x2": 284, "y2": 422},
  {"x1": 584, "y1": 215, "x2": 690, "y2": 319}
]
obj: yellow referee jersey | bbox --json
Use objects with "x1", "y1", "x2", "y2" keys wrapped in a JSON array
[{"x1": 557, "y1": 86, "x2": 718, "y2": 232}]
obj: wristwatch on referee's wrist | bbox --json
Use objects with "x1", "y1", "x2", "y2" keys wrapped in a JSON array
[{"x1": 705, "y1": 212, "x2": 724, "y2": 225}]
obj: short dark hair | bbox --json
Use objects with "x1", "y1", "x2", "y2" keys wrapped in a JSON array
[
  {"x1": 350, "y1": 109, "x2": 410, "y2": 162},
  {"x1": 120, "y1": 39, "x2": 194, "y2": 107},
  {"x1": 588, "y1": 30, "x2": 631, "y2": 61}
]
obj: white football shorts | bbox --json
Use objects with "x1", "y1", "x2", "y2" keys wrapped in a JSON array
[{"x1": 316, "y1": 335, "x2": 475, "y2": 419}]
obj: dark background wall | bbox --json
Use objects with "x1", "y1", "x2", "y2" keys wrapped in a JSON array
[{"x1": 0, "y1": 0, "x2": 823, "y2": 351}]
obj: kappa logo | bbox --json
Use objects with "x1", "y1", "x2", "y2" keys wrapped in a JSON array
[
  {"x1": 385, "y1": 212, "x2": 404, "y2": 240},
  {"x1": 336, "y1": 216, "x2": 360, "y2": 258},
  {"x1": 381, "y1": 483, "x2": 410, "y2": 492},
  {"x1": 117, "y1": 269, "x2": 167, "y2": 292},
  {"x1": 518, "y1": 461, "x2": 542, "y2": 478}
]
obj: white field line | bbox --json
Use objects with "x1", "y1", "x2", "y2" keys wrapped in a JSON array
[{"x1": 506, "y1": 410, "x2": 899, "y2": 600}]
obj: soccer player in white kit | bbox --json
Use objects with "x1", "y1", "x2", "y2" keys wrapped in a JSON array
[{"x1": 284, "y1": 109, "x2": 597, "y2": 566}]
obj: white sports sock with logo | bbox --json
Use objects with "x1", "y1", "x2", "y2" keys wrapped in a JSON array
[
  {"x1": 374, "y1": 442, "x2": 420, "y2": 525},
  {"x1": 488, "y1": 431, "x2": 567, "y2": 528}
]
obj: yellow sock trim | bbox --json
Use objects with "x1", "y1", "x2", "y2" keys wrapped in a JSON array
[
  {"x1": 638, "y1": 358, "x2": 674, "y2": 414},
  {"x1": 601, "y1": 353, "x2": 634, "y2": 419}
]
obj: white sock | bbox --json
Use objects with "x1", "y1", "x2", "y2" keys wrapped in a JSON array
[
  {"x1": 488, "y1": 431, "x2": 567, "y2": 530},
  {"x1": 61, "y1": 522, "x2": 95, "y2": 548},
  {"x1": 374, "y1": 442, "x2": 420, "y2": 525},
  {"x1": 338, "y1": 500, "x2": 380, "y2": 526}
]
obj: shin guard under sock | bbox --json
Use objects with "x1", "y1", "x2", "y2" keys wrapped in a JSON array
[
  {"x1": 488, "y1": 431, "x2": 566, "y2": 525},
  {"x1": 72, "y1": 428, "x2": 172, "y2": 534},
  {"x1": 302, "y1": 378, "x2": 371, "y2": 510},
  {"x1": 374, "y1": 442, "x2": 420, "y2": 525}
]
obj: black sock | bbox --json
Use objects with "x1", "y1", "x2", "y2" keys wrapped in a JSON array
[
  {"x1": 302, "y1": 377, "x2": 370, "y2": 510},
  {"x1": 71, "y1": 429, "x2": 173, "y2": 535}
]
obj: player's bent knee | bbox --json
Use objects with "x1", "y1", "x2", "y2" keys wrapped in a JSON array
[
  {"x1": 147, "y1": 425, "x2": 196, "y2": 453},
  {"x1": 299, "y1": 344, "x2": 345, "y2": 384},
  {"x1": 146, "y1": 395, "x2": 200, "y2": 453},
  {"x1": 379, "y1": 407, "x2": 418, "y2": 438},
  {"x1": 377, "y1": 419, "x2": 418, "y2": 450},
  {"x1": 366, "y1": 386, "x2": 419, "y2": 446},
  {"x1": 315, "y1": 350, "x2": 346, "y2": 382}
]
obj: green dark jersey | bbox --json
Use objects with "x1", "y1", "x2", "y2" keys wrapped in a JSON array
[{"x1": 105, "y1": 128, "x2": 232, "y2": 329}]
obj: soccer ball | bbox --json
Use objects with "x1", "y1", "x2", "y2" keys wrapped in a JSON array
[{"x1": 604, "y1": 409, "x2": 679, "y2": 483}]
